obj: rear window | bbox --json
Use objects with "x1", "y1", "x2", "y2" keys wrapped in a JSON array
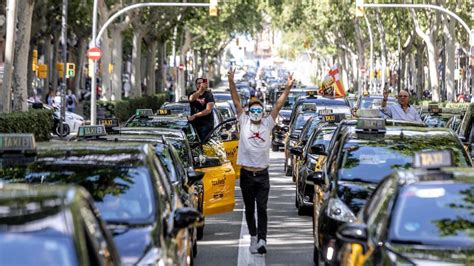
[
  {"x1": 390, "y1": 183, "x2": 474, "y2": 247},
  {"x1": 338, "y1": 133, "x2": 470, "y2": 183}
]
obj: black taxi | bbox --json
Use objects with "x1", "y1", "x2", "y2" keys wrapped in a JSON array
[
  {"x1": 313, "y1": 112, "x2": 472, "y2": 265},
  {"x1": 124, "y1": 109, "x2": 238, "y2": 216},
  {"x1": 0, "y1": 133, "x2": 201, "y2": 266},
  {"x1": 284, "y1": 93, "x2": 351, "y2": 176},
  {"x1": 290, "y1": 113, "x2": 345, "y2": 215},
  {"x1": 337, "y1": 151, "x2": 474, "y2": 265},
  {"x1": 455, "y1": 102, "x2": 474, "y2": 159},
  {"x1": 0, "y1": 183, "x2": 121, "y2": 266}
]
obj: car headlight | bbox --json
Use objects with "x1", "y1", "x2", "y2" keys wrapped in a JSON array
[
  {"x1": 137, "y1": 248, "x2": 165, "y2": 266},
  {"x1": 327, "y1": 198, "x2": 356, "y2": 223}
]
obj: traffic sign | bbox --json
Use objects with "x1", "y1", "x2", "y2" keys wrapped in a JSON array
[{"x1": 87, "y1": 47, "x2": 102, "y2": 61}]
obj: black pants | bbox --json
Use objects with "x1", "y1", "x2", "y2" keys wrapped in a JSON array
[
  {"x1": 240, "y1": 168, "x2": 270, "y2": 241},
  {"x1": 195, "y1": 124, "x2": 213, "y2": 142}
]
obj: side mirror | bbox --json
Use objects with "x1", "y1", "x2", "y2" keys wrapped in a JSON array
[
  {"x1": 224, "y1": 123, "x2": 233, "y2": 131},
  {"x1": 308, "y1": 171, "x2": 324, "y2": 185},
  {"x1": 173, "y1": 207, "x2": 203, "y2": 230},
  {"x1": 309, "y1": 144, "x2": 327, "y2": 156},
  {"x1": 187, "y1": 170, "x2": 204, "y2": 186},
  {"x1": 289, "y1": 147, "x2": 303, "y2": 157},
  {"x1": 336, "y1": 223, "x2": 368, "y2": 253}
]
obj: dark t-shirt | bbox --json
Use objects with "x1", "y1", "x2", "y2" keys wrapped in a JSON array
[{"x1": 189, "y1": 90, "x2": 215, "y2": 138}]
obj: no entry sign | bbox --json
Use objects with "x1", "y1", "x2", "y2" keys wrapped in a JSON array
[{"x1": 87, "y1": 47, "x2": 102, "y2": 61}]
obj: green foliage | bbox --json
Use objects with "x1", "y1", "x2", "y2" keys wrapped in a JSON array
[
  {"x1": 83, "y1": 93, "x2": 168, "y2": 121},
  {"x1": 0, "y1": 109, "x2": 53, "y2": 141}
]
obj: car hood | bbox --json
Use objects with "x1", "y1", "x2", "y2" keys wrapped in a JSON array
[
  {"x1": 111, "y1": 224, "x2": 158, "y2": 265},
  {"x1": 336, "y1": 180, "x2": 377, "y2": 213},
  {"x1": 389, "y1": 244, "x2": 472, "y2": 265}
]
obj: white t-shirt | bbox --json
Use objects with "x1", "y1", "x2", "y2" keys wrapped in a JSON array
[{"x1": 237, "y1": 113, "x2": 276, "y2": 169}]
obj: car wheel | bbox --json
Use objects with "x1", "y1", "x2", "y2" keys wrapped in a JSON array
[
  {"x1": 272, "y1": 144, "x2": 279, "y2": 152},
  {"x1": 295, "y1": 186, "x2": 299, "y2": 208},
  {"x1": 285, "y1": 166, "x2": 292, "y2": 176},
  {"x1": 193, "y1": 240, "x2": 198, "y2": 257},
  {"x1": 55, "y1": 123, "x2": 70, "y2": 137},
  {"x1": 197, "y1": 218, "x2": 205, "y2": 240}
]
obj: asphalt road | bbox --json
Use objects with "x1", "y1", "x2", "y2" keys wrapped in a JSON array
[{"x1": 194, "y1": 150, "x2": 314, "y2": 266}]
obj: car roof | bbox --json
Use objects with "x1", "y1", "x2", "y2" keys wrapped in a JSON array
[
  {"x1": 35, "y1": 142, "x2": 150, "y2": 165},
  {"x1": 0, "y1": 183, "x2": 85, "y2": 227},
  {"x1": 361, "y1": 95, "x2": 396, "y2": 100},
  {"x1": 296, "y1": 96, "x2": 349, "y2": 106},
  {"x1": 395, "y1": 167, "x2": 474, "y2": 184},
  {"x1": 114, "y1": 127, "x2": 185, "y2": 138},
  {"x1": 344, "y1": 125, "x2": 455, "y2": 138}
]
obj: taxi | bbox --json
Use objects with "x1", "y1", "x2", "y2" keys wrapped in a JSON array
[
  {"x1": 0, "y1": 183, "x2": 121, "y2": 266},
  {"x1": 290, "y1": 113, "x2": 345, "y2": 215},
  {"x1": 420, "y1": 104, "x2": 458, "y2": 128},
  {"x1": 312, "y1": 112, "x2": 472, "y2": 265},
  {"x1": 271, "y1": 108, "x2": 291, "y2": 152},
  {"x1": 454, "y1": 102, "x2": 474, "y2": 159},
  {"x1": 124, "y1": 109, "x2": 239, "y2": 215},
  {"x1": 0, "y1": 133, "x2": 201, "y2": 266},
  {"x1": 74, "y1": 125, "x2": 205, "y2": 254},
  {"x1": 337, "y1": 151, "x2": 474, "y2": 265},
  {"x1": 284, "y1": 92, "x2": 351, "y2": 176}
]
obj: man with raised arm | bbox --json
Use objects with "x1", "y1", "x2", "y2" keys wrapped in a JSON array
[
  {"x1": 381, "y1": 89, "x2": 422, "y2": 122},
  {"x1": 227, "y1": 68, "x2": 295, "y2": 255}
]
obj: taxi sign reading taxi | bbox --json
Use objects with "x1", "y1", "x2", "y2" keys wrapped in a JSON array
[
  {"x1": 136, "y1": 109, "x2": 154, "y2": 117},
  {"x1": 322, "y1": 113, "x2": 344, "y2": 123},
  {"x1": 0, "y1": 134, "x2": 36, "y2": 152},
  {"x1": 414, "y1": 151, "x2": 453, "y2": 169},
  {"x1": 87, "y1": 47, "x2": 102, "y2": 61},
  {"x1": 306, "y1": 90, "x2": 318, "y2": 97},
  {"x1": 318, "y1": 109, "x2": 333, "y2": 115},
  {"x1": 356, "y1": 118, "x2": 386, "y2": 132},
  {"x1": 98, "y1": 118, "x2": 119, "y2": 128},
  {"x1": 78, "y1": 125, "x2": 106, "y2": 138},
  {"x1": 157, "y1": 109, "x2": 171, "y2": 115}
]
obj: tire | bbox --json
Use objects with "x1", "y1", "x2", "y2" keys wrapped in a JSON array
[
  {"x1": 313, "y1": 245, "x2": 320, "y2": 265},
  {"x1": 197, "y1": 217, "x2": 205, "y2": 240},
  {"x1": 193, "y1": 240, "x2": 198, "y2": 257},
  {"x1": 272, "y1": 144, "x2": 279, "y2": 152},
  {"x1": 55, "y1": 123, "x2": 70, "y2": 137},
  {"x1": 297, "y1": 205, "x2": 307, "y2": 216},
  {"x1": 295, "y1": 187, "x2": 299, "y2": 208}
]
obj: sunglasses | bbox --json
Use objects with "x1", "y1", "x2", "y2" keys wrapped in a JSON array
[
  {"x1": 249, "y1": 108, "x2": 263, "y2": 114},
  {"x1": 398, "y1": 95, "x2": 408, "y2": 98}
]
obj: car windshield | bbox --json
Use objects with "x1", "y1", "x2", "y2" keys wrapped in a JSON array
[
  {"x1": 310, "y1": 128, "x2": 334, "y2": 148},
  {"x1": 301, "y1": 118, "x2": 321, "y2": 140},
  {"x1": 424, "y1": 116, "x2": 450, "y2": 128},
  {"x1": 167, "y1": 138, "x2": 192, "y2": 167},
  {"x1": 0, "y1": 232, "x2": 77, "y2": 266},
  {"x1": 1, "y1": 166, "x2": 155, "y2": 223},
  {"x1": 390, "y1": 183, "x2": 474, "y2": 247},
  {"x1": 155, "y1": 144, "x2": 178, "y2": 183},
  {"x1": 295, "y1": 112, "x2": 317, "y2": 130},
  {"x1": 218, "y1": 106, "x2": 233, "y2": 120},
  {"x1": 162, "y1": 104, "x2": 190, "y2": 114},
  {"x1": 338, "y1": 132, "x2": 470, "y2": 183}
]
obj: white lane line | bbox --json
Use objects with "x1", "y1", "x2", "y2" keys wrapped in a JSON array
[{"x1": 237, "y1": 205, "x2": 266, "y2": 266}]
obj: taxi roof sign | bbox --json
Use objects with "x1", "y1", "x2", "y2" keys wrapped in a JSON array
[
  {"x1": 157, "y1": 109, "x2": 172, "y2": 115},
  {"x1": 413, "y1": 150, "x2": 453, "y2": 170},
  {"x1": 428, "y1": 104, "x2": 441, "y2": 114},
  {"x1": 0, "y1": 134, "x2": 36, "y2": 153},
  {"x1": 135, "y1": 109, "x2": 154, "y2": 117},
  {"x1": 77, "y1": 125, "x2": 106, "y2": 138},
  {"x1": 322, "y1": 113, "x2": 345, "y2": 123},
  {"x1": 356, "y1": 118, "x2": 386, "y2": 133},
  {"x1": 318, "y1": 108, "x2": 333, "y2": 115},
  {"x1": 306, "y1": 90, "x2": 318, "y2": 97},
  {"x1": 98, "y1": 118, "x2": 119, "y2": 128}
]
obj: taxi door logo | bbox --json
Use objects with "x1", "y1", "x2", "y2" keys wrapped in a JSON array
[{"x1": 212, "y1": 177, "x2": 226, "y2": 200}]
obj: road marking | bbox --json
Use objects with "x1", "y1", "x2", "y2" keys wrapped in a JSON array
[{"x1": 237, "y1": 204, "x2": 266, "y2": 266}]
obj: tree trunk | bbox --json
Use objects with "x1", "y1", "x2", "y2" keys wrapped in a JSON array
[
  {"x1": 444, "y1": 14, "x2": 456, "y2": 102},
  {"x1": 411, "y1": 9, "x2": 439, "y2": 102},
  {"x1": 110, "y1": 26, "x2": 124, "y2": 101},
  {"x1": 354, "y1": 18, "x2": 366, "y2": 95},
  {"x1": 375, "y1": 10, "x2": 387, "y2": 88},
  {"x1": 156, "y1": 40, "x2": 165, "y2": 92},
  {"x1": 415, "y1": 44, "x2": 424, "y2": 99},
  {"x1": 12, "y1": 0, "x2": 35, "y2": 112},
  {"x1": 27, "y1": 45, "x2": 34, "y2": 97},
  {"x1": 52, "y1": 32, "x2": 60, "y2": 90},
  {"x1": 131, "y1": 30, "x2": 143, "y2": 98},
  {"x1": 74, "y1": 38, "x2": 87, "y2": 98},
  {"x1": 42, "y1": 35, "x2": 52, "y2": 99},
  {"x1": 100, "y1": 33, "x2": 112, "y2": 100},
  {"x1": 146, "y1": 40, "x2": 157, "y2": 96}
]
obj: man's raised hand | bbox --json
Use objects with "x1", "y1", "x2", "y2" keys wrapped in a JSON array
[
  {"x1": 286, "y1": 73, "x2": 295, "y2": 89},
  {"x1": 227, "y1": 68, "x2": 236, "y2": 82}
]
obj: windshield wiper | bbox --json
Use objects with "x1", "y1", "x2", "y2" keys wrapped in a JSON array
[{"x1": 390, "y1": 239, "x2": 425, "y2": 245}]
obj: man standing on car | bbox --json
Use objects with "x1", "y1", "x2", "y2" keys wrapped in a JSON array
[
  {"x1": 228, "y1": 68, "x2": 295, "y2": 255},
  {"x1": 381, "y1": 89, "x2": 422, "y2": 122},
  {"x1": 188, "y1": 78, "x2": 215, "y2": 141}
]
